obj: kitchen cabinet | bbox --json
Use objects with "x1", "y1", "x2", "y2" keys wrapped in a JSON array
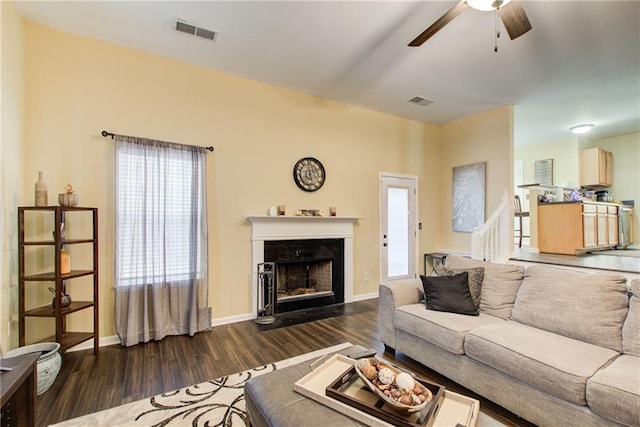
[
  {"x1": 596, "y1": 205, "x2": 609, "y2": 246},
  {"x1": 538, "y1": 202, "x2": 618, "y2": 255},
  {"x1": 582, "y1": 205, "x2": 597, "y2": 249},
  {"x1": 579, "y1": 147, "x2": 613, "y2": 187},
  {"x1": 607, "y1": 206, "x2": 619, "y2": 246},
  {"x1": 18, "y1": 207, "x2": 99, "y2": 354}
]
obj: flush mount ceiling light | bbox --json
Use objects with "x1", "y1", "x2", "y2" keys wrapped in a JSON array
[
  {"x1": 570, "y1": 124, "x2": 594, "y2": 135},
  {"x1": 467, "y1": 0, "x2": 512, "y2": 12}
]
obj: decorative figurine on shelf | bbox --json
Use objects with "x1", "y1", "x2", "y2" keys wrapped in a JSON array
[
  {"x1": 48, "y1": 287, "x2": 71, "y2": 308},
  {"x1": 58, "y1": 184, "x2": 78, "y2": 207},
  {"x1": 34, "y1": 171, "x2": 48, "y2": 206}
]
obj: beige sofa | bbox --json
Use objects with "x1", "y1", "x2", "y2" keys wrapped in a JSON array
[{"x1": 379, "y1": 255, "x2": 640, "y2": 427}]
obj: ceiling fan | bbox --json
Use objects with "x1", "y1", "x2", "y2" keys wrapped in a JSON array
[{"x1": 408, "y1": 0, "x2": 532, "y2": 48}]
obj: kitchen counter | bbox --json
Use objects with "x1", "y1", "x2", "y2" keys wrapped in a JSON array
[
  {"x1": 539, "y1": 200, "x2": 623, "y2": 207},
  {"x1": 538, "y1": 201, "x2": 620, "y2": 255}
]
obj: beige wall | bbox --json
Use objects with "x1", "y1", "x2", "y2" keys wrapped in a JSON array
[
  {"x1": 1, "y1": 16, "x2": 515, "y2": 348},
  {"x1": 515, "y1": 137, "x2": 580, "y2": 208},
  {"x1": 19, "y1": 22, "x2": 442, "y2": 342},
  {"x1": 437, "y1": 106, "x2": 514, "y2": 254},
  {"x1": 1, "y1": 1, "x2": 26, "y2": 351}
]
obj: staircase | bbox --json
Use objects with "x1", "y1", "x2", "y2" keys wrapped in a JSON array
[{"x1": 471, "y1": 191, "x2": 511, "y2": 263}]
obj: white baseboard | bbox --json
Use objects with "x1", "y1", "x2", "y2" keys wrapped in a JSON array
[
  {"x1": 352, "y1": 292, "x2": 378, "y2": 301},
  {"x1": 68, "y1": 297, "x2": 378, "y2": 352},
  {"x1": 67, "y1": 334, "x2": 121, "y2": 352},
  {"x1": 210, "y1": 312, "x2": 255, "y2": 327}
]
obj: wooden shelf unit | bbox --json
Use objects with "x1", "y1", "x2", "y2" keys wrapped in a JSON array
[{"x1": 18, "y1": 206, "x2": 99, "y2": 355}]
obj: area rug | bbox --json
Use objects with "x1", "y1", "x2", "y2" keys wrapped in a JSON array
[
  {"x1": 51, "y1": 342, "x2": 353, "y2": 427},
  {"x1": 51, "y1": 341, "x2": 504, "y2": 427}
]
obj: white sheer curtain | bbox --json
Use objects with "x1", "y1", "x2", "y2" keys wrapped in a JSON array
[{"x1": 114, "y1": 135, "x2": 210, "y2": 347}]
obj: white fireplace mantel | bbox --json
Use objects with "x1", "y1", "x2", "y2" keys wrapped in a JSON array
[
  {"x1": 248, "y1": 215, "x2": 360, "y2": 319},
  {"x1": 247, "y1": 215, "x2": 360, "y2": 240}
]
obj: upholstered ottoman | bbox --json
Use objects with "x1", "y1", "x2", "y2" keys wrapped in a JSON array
[{"x1": 244, "y1": 345, "x2": 367, "y2": 427}]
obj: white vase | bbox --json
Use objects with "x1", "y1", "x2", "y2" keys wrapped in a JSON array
[
  {"x1": 2, "y1": 342, "x2": 61, "y2": 395},
  {"x1": 34, "y1": 171, "x2": 48, "y2": 207}
]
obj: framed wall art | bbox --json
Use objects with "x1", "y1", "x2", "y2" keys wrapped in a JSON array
[
  {"x1": 534, "y1": 159, "x2": 553, "y2": 186},
  {"x1": 452, "y1": 162, "x2": 486, "y2": 233}
]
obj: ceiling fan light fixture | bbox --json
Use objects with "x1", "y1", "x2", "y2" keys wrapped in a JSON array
[
  {"x1": 467, "y1": 0, "x2": 512, "y2": 12},
  {"x1": 570, "y1": 124, "x2": 594, "y2": 135}
]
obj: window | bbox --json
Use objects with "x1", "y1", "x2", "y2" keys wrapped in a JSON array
[{"x1": 115, "y1": 139, "x2": 207, "y2": 287}]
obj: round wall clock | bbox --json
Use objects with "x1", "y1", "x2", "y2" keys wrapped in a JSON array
[{"x1": 293, "y1": 157, "x2": 326, "y2": 192}]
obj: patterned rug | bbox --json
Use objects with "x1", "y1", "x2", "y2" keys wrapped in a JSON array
[{"x1": 51, "y1": 343, "x2": 353, "y2": 427}]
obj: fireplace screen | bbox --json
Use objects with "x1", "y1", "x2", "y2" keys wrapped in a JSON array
[{"x1": 276, "y1": 260, "x2": 333, "y2": 301}]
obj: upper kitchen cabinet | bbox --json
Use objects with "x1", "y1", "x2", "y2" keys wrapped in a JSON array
[{"x1": 579, "y1": 147, "x2": 613, "y2": 187}]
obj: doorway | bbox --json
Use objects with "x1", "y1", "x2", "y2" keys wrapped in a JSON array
[{"x1": 380, "y1": 173, "x2": 418, "y2": 284}]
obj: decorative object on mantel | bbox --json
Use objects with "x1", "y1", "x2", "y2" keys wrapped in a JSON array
[
  {"x1": 296, "y1": 209, "x2": 322, "y2": 217},
  {"x1": 293, "y1": 157, "x2": 325, "y2": 192},
  {"x1": 277, "y1": 205, "x2": 286, "y2": 216},
  {"x1": 34, "y1": 171, "x2": 48, "y2": 206},
  {"x1": 58, "y1": 184, "x2": 78, "y2": 207},
  {"x1": 268, "y1": 206, "x2": 277, "y2": 216},
  {"x1": 2, "y1": 342, "x2": 62, "y2": 395},
  {"x1": 329, "y1": 206, "x2": 336, "y2": 217}
]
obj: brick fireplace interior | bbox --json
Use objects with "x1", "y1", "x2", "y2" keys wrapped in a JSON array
[{"x1": 264, "y1": 239, "x2": 344, "y2": 313}]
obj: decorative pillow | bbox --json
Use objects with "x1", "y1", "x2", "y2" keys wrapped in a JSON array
[
  {"x1": 441, "y1": 255, "x2": 524, "y2": 319},
  {"x1": 434, "y1": 264, "x2": 484, "y2": 310},
  {"x1": 420, "y1": 273, "x2": 479, "y2": 316}
]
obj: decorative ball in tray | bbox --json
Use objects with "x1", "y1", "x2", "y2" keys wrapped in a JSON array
[{"x1": 354, "y1": 358, "x2": 432, "y2": 414}]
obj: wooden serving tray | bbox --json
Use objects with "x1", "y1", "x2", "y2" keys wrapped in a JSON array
[
  {"x1": 326, "y1": 366, "x2": 445, "y2": 427},
  {"x1": 294, "y1": 354, "x2": 479, "y2": 427}
]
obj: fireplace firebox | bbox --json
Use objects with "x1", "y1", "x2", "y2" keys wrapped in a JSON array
[{"x1": 264, "y1": 239, "x2": 344, "y2": 313}]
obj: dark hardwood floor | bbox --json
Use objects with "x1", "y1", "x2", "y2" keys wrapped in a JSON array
[{"x1": 38, "y1": 299, "x2": 534, "y2": 426}]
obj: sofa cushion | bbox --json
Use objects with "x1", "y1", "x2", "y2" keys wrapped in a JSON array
[
  {"x1": 512, "y1": 265, "x2": 629, "y2": 352},
  {"x1": 586, "y1": 354, "x2": 640, "y2": 426},
  {"x1": 465, "y1": 321, "x2": 619, "y2": 405},
  {"x1": 395, "y1": 304, "x2": 504, "y2": 354},
  {"x1": 623, "y1": 279, "x2": 640, "y2": 356},
  {"x1": 420, "y1": 273, "x2": 479, "y2": 316},
  {"x1": 442, "y1": 255, "x2": 524, "y2": 319},
  {"x1": 434, "y1": 264, "x2": 484, "y2": 309}
]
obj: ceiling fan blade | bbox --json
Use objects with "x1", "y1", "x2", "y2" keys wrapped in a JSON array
[
  {"x1": 500, "y1": 1, "x2": 532, "y2": 40},
  {"x1": 408, "y1": 0, "x2": 469, "y2": 47}
]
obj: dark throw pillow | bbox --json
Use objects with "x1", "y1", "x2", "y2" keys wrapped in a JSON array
[
  {"x1": 433, "y1": 264, "x2": 484, "y2": 310},
  {"x1": 420, "y1": 272, "x2": 479, "y2": 316}
]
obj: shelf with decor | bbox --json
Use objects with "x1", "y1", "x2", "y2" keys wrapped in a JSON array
[{"x1": 18, "y1": 206, "x2": 99, "y2": 355}]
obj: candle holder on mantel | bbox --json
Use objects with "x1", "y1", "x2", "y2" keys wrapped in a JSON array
[{"x1": 256, "y1": 262, "x2": 276, "y2": 324}]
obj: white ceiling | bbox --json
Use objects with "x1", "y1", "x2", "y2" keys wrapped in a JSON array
[{"x1": 13, "y1": 0, "x2": 640, "y2": 145}]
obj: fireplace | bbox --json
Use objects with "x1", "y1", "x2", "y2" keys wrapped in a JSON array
[
  {"x1": 265, "y1": 239, "x2": 344, "y2": 313},
  {"x1": 248, "y1": 215, "x2": 358, "y2": 320}
]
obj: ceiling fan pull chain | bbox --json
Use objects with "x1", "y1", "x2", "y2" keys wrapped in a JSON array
[{"x1": 494, "y1": 8, "x2": 500, "y2": 52}]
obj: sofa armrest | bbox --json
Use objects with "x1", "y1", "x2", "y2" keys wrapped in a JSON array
[{"x1": 378, "y1": 279, "x2": 422, "y2": 349}]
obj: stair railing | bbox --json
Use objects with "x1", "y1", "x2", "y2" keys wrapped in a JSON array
[{"x1": 471, "y1": 191, "x2": 511, "y2": 263}]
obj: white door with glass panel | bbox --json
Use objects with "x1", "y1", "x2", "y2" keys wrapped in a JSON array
[{"x1": 380, "y1": 174, "x2": 418, "y2": 283}]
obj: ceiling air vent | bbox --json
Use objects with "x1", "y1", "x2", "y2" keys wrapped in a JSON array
[
  {"x1": 407, "y1": 96, "x2": 434, "y2": 107},
  {"x1": 175, "y1": 19, "x2": 217, "y2": 41}
]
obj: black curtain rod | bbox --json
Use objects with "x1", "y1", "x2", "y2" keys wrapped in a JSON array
[{"x1": 101, "y1": 130, "x2": 214, "y2": 152}]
